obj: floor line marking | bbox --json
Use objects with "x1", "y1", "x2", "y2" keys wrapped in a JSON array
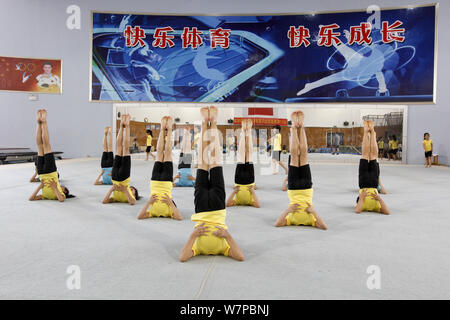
[{"x1": 194, "y1": 256, "x2": 217, "y2": 300}]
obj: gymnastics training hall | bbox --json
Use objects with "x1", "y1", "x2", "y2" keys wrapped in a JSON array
[{"x1": 0, "y1": 0, "x2": 449, "y2": 305}]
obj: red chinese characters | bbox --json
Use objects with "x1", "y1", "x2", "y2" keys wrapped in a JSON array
[
  {"x1": 348, "y1": 22, "x2": 372, "y2": 45},
  {"x1": 152, "y1": 26, "x2": 175, "y2": 48},
  {"x1": 381, "y1": 20, "x2": 405, "y2": 43},
  {"x1": 209, "y1": 28, "x2": 231, "y2": 49},
  {"x1": 287, "y1": 26, "x2": 311, "y2": 48},
  {"x1": 181, "y1": 27, "x2": 203, "y2": 49},
  {"x1": 318, "y1": 24, "x2": 342, "y2": 47},
  {"x1": 124, "y1": 26, "x2": 146, "y2": 47}
]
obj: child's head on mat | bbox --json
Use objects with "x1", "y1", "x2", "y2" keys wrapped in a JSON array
[{"x1": 130, "y1": 186, "x2": 141, "y2": 200}]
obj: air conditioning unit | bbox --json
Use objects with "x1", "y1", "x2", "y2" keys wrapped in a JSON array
[
  {"x1": 343, "y1": 121, "x2": 349, "y2": 126},
  {"x1": 227, "y1": 119, "x2": 234, "y2": 124}
]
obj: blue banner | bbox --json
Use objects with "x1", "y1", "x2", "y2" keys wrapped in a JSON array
[{"x1": 91, "y1": 4, "x2": 436, "y2": 103}]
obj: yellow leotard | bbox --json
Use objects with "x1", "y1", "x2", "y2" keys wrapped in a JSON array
[
  {"x1": 233, "y1": 183, "x2": 255, "y2": 206},
  {"x1": 423, "y1": 139, "x2": 433, "y2": 152},
  {"x1": 286, "y1": 188, "x2": 316, "y2": 226},
  {"x1": 148, "y1": 180, "x2": 174, "y2": 218},
  {"x1": 39, "y1": 171, "x2": 65, "y2": 200},
  {"x1": 389, "y1": 140, "x2": 399, "y2": 150},
  {"x1": 146, "y1": 135, "x2": 152, "y2": 147},
  {"x1": 378, "y1": 140, "x2": 384, "y2": 149},
  {"x1": 273, "y1": 133, "x2": 282, "y2": 151},
  {"x1": 359, "y1": 188, "x2": 381, "y2": 212},
  {"x1": 191, "y1": 210, "x2": 230, "y2": 256},
  {"x1": 111, "y1": 178, "x2": 135, "y2": 203}
]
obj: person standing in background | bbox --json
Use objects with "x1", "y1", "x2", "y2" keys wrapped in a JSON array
[
  {"x1": 423, "y1": 133, "x2": 433, "y2": 168},
  {"x1": 270, "y1": 125, "x2": 288, "y2": 175},
  {"x1": 145, "y1": 129, "x2": 155, "y2": 161},
  {"x1": 377, "y1": 137, "x2": 385, "y2": 159}
]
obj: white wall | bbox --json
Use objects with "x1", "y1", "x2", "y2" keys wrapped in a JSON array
[{"x1": 0, "y1": 0, "x2": 448, "y2": 164}]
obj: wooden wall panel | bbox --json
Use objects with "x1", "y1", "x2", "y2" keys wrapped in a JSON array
[{"x1": 121, "y1": 121, "x2": 400, "y2": 150}]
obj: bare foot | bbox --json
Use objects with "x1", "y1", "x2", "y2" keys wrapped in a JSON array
[
  {"x1": 363, "y1": 120, "x2": 371, "y2": 132},
  {"x1": 37, "y1": 110, "x2": 42, "y2": 123},
  {"x1": 122, "y1": 114, "x2": 130, "y2": 127},
  {"x1": 367, "y1": 120, "x2": 375, "y2": 132},
  {"x1": 40, "y1": 109, "x2": 47, "y2": 122},
  {"x1": 246, "y1": 119, "x2": 253, "y2": 130},
  {"x1": 166, "y1": 116, "x2": 173, "y2": 129},
  {"x1": 104, "y1": 127, "x2": 110, "y2": 135},
  {"x1": 200, "y1": 107, "x2": 209, "y2": 123},
  {"x1": 160, "y1": 116, "x2": 168, "y2": 130},
  {"x1": 209, "y1": 106, "x2": 218, "y2": 122},
  {"x1": 241, "y1": 119, "x2": 247, "y2": 131},
  {"x1": 295, "y1": 111, "x2": 304, "y2": 127}
]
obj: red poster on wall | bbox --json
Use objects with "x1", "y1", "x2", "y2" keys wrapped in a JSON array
[
  {"x1": 0, "y1": 56, "x2": 62, "y2": 94},
  {"x1": 234, "y1": 117, "x2": 288, "y2": 126}
]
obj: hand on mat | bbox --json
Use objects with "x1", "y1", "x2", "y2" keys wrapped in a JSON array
[
  {"x1": 148, "y1": 194, "x2": 158, "y2": 204},
  {"x1": 161, "y1": 194, "x2": 172, "y2": 205},
  {"x1": 193, "y1": 223, "x2": 210, "y2": 237},
  {"x1": 212, "y1": 226, "x2": 229, "y2": 238},
  {"x1": 288, "y1": 203, "x2": 300, "y2": 213}
]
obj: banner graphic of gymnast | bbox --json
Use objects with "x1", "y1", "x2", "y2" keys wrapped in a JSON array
[
  {"x1": 0, "y1": 56, "x2": 62, "y2": 94},
  {"x1": 90, "y1": 4, "x2": 436, "y2": 103}
]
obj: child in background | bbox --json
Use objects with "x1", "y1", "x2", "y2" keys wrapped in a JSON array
[{"x1": 423, "y1": 133, "x2": 433, "y2": 168}]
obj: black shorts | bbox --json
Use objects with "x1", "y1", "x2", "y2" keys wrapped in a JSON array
[
  {"x1": 359, "y1": 159, "x2": 379, "y2": 189},
  {"x1": 178, "y1": 152, "x2": 192, "y2": 169},
  {"x1": 146, "y1": 146, "x2": 152, "y2": 153},
  {"x1": 425, "y1": 151, "x2": 432, "y2": 158},
  {"x1": 101, "y1": 151, "x2": 114, "y2": 168},
  {"x1": 389, "y1": 149, "x2": 398, "y2": 154},
  {"x1": 151, "y1": 161, "x2": 173, "y2": 181},
  {"x1": 194, "y1": 167, "x2": 226, "y2": 213},
  {"x1": 112, "y1": 155, "x2": 131, "y2": 182},
  {"x1": 272, "y1": 151, "x2": 281, "y2": 161},
  {"x1": 288, "y1": 164, "x2": 312, "y2": 190},
  {"x1": 234, "y1": 163, "x2": 255, "y2": 185},
  {"x1": 36, "y1": 153, "x2": 57, "y2": 175}
]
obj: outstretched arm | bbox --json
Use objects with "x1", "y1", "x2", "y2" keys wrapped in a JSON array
[
  {"x1": 226, "y1": 186, "x2": 238, "y2": 207},
  {"x1": 30, "y1": 169, "x2": 39, "y2": 183},
  {"x1": 213, "y1": 227, "x2": 244, "y2": 261},
  {"x1": 281, "y1": 177, "x2": 288, "y2": 191},
  {"x1": 94, "y1": 171, "x2": 104, "y2": 185},
  {"x1": 249, "y1": 187, "x2": 260, "y2": 208},
  {"x1": 102, "y1": 186, "x2": 115, "y2": 204},
  {"x1": 124, "y1": 187, "x2": 136, "y2": 206},
  {"x1": 275, "y1": 204, "x2": 298, "y2": 227},
  {"x1": 355, "y1": 190, "x2": 367, "y2": 213},
  {"x1": 49, "y1": 180, "x2": 65, "y2": 202},
  {"x1": 306, "y1": 203, "x2": 327, "y2": 230},
  {"x1": 372, "y1": 194, "x2": 390, "y2": 215},
  {"x1": 179, "y1": 224, "x2": 209, "y2": 262},
  {"x1": 29, "y1": 183, "x2": 44, "y2": 201},
  {"x1": 137, "y1": 194, "x2": 157, "y2": 219}
]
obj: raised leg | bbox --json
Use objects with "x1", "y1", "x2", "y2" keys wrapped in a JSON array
[
  {"x1": 103, "y1": 127, "x2": 109, "y2": 152},
  {"x1": 164, "y1": 117, "x2": 173, "y2": 162},
  {"x1": 40, "y1": 110, "x2": 52, "y2": 155},
  {"x1": 245, "y1": 119, "x2": 253, "y2": 163},
  {"x1": 123, "y1": 115, "x2": 130, "y2": 157},
  {"x1": 209, "y1": 106, "x2": 222, "y2": 169},
  {"x1": 361, "y1": 121, "x2": 371, "y2": 161},
  {"x1": 36, "y1": 110, "x2": 44, "y2": 156},
  {"x1": 156, "y1": 117, "x2": 168, "y2": 162},
  {"x1": 116, "y1": 117, "x2": 124, "y2": 156}
]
